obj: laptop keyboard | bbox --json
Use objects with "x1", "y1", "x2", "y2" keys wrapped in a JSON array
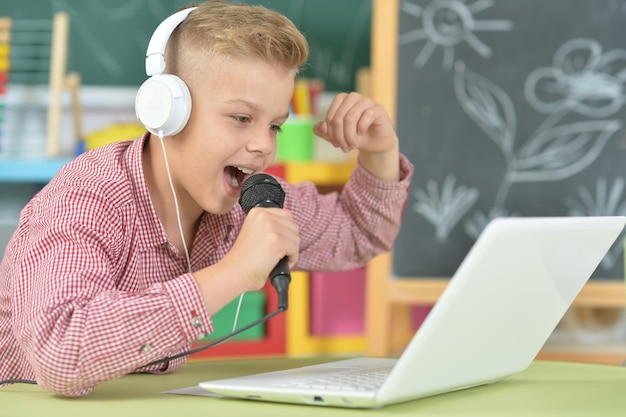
[{"x1": 278, "y1": 367, "x2": 392, "y2": 392}]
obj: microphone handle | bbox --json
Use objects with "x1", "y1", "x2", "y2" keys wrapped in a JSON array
[{"x1": 270, "y1": 257, "x2": 291, "y2": 310}]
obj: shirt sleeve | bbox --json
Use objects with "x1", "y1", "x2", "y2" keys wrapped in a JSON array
[
  {"x1": 284, "y1": 154, "x2": 414, "y2": 272},
  {"x1": 7, "y1": 186, "x2": 211, "y2": 397}
]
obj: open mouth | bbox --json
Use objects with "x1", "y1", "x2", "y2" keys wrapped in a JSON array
[{"x1": 225, "y1": 165, "x2": 254, "y2": 189}]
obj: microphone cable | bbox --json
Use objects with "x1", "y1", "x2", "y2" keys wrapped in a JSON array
[
  {"x1": 0, "y1": 378, "x2": 37, "y2": 386},
  {"x1": 138, "y1": 304, "x2": 285, "y2": 369}
]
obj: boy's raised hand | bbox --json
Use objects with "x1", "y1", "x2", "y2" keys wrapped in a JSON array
[
  {"x1": 314, "y1": 92, "x2": 398, "y2": 155},
  {"x1": 313, "y1": 92, "x2": 400, "y2": 182}
]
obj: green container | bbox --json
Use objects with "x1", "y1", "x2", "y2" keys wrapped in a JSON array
[
  {"x1": 276, "y1": 117, "x2": 314, "y2": 161},
  {"x1": 199, "y1": 290, "x2": 266, "y2": 341}
]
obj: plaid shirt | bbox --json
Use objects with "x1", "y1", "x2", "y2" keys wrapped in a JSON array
[{"x1": 0, "y1": 133, "x2": 413, "y2": 396}]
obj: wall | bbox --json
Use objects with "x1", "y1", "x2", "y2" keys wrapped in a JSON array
[{"x1": 0, "y1": 0, "x2": 371, "y2": 92}]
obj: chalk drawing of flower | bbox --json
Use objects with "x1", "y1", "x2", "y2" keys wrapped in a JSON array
[
  {"x1": 413, "y1": 175, "x2": 479, "y2": 242},
  {"x1": 454, "y1": 61, "x2": 622, "y2": 210},
  {"x1": 563, "y1": 177, "x2": 626, "y2": 270},
  {"x1": 399, "y1": 0, "x2": 513, "y2": 71},
  {"x1": 524, "y1": 38, "x2": 626, "y2": 118}
]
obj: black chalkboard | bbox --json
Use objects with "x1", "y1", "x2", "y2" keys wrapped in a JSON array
[
  {"x1": 394, "y1": 0, "x2": 626, "y2": 280},
  {"x1": 0, "y1": 0, "x2": 371, "y2": 91}
]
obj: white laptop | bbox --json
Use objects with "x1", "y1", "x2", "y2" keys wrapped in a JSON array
[{"x1": 199, "y1": 216, "x2": 625, "y2": 408}]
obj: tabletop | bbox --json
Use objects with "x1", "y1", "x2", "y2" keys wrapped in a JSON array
[{"x1": 2, "y1": 357, "x2": 626, "y2": 416}]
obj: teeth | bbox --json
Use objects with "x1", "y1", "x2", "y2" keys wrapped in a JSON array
[
  {"x1": 230, "y1": 166, "x2": 253, "y2": 188},
  {"x1": 236, "y1": 166, "x2": 254, "y2": 174}
]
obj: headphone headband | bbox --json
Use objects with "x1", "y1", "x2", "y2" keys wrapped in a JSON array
[{"x1": 145, "y1": 7, "x2": 197, "y2": 77}]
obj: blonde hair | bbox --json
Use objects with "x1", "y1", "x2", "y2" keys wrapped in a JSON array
[{"x1": 164, "y1": 0, "x2": 309, "y2": 79}]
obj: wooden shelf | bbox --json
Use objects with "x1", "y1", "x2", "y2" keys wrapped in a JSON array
[
  {"x1": 386, "y1": 278, "x2": 625, "y2": 308},
  {"x1": 284, "y1": 160, "x2": 355, "y2": 185},
  {"x1": 0, "y1": 158, "x2": 72, "y2": 183},
  {"x1": 538, "y1": 341, "x2": 626, "y2": 366}
]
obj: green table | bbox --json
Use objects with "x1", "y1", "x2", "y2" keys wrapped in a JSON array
[{"x1": 2, "y1": 358, "x2": 626, "y2": 416}]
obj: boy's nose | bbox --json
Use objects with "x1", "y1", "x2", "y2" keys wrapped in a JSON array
[{"x1": 247, "y1": 131, "x2": 274, "y2": 155}]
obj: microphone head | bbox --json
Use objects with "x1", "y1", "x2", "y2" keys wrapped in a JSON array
[{"x1": 239, "y1": 173, "x2": 285, "y2": 213}]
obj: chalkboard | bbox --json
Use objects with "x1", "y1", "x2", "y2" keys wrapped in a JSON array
[
  {"x1": 0, "y1": 0, "x2": 371, "y2": 91},
  {"x1": 394, "y1": 0, "x2": 626, "y2": 280}
]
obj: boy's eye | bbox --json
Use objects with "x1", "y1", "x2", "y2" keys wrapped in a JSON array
[
  {"x1": 270, "y1": 124, "x2": 283, "y2": 133},
  {"x1": 233, "y1": 115, "x2": 250, "y2": 123}
]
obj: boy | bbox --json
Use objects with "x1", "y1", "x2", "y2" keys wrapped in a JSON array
[{"x1": 0, "y1": 0, "x2": 413, "y2": 397}]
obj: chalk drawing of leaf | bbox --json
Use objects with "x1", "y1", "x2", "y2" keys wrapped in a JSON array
[
  {"x1": 563, "y1": 177, "x2": 626, "y2": 270},
  {"x1": 509, "y1": 120, "x2": 622, "y2": 182},
  {"x1": 453, "y1": 61, "x2": 516, "y2": 159},
  {"x1": 413, "y1": 175, "x2": 479, "y2": 242}
]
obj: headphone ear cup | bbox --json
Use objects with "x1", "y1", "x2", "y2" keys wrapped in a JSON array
[{"x1": 135, "y1": 74, "x2": 192, "y2": 137}]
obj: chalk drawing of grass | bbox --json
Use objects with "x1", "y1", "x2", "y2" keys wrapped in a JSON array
[
  {"x1": 413, "y1": 175, "x2": 479, "y2": 242},
  {"x1": 564, "y1": 177, "x2": 626, "y2": 270}
]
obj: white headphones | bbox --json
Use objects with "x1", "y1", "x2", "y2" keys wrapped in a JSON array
[{"x1": 135, "y1": 7, "x2": 197, "y2": 137}]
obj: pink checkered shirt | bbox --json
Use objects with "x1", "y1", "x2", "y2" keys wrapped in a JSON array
[{"x1": 0, "y1": 133, "x2": 413, "y2": 396}]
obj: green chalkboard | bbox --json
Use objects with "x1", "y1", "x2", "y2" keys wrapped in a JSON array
[
  {"x1": 0, "y1": 0, "x2": 371, "y2": 91},
  {"x1": 393, "y1": 0, "x2": 626, "y2": 280}
]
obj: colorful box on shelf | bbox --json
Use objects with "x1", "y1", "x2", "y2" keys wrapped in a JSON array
[
  {"x1": 284, "y1": 159, "x2": 355, "y2": 185},
  {"x1": 286, "y1": 271, "x2": 366, "y2": 355},
  {"x1": 263, "y1": 163, "x2": 286, "y2": 180},
  {"x1": 199, "y1": 290, "x2": 266, "y2": 341},
  {"x1": 0, "y1": 18, "x2": 8, "y2": 146},
  {"x1": 290, "y1": 78, "x2": 324, "y2": 118},
  {"x1": 412, "y1": 306, "x2": 432, "y2": 330},
  {"x1": 276, "y1": 116, "x2": 314, "y2": 162},
  {"x1": 310, "y1": 268, "x2": 365, "y2": 336},
  {"x1": 84, "y1": 122, "x2": 145, "y2": 151}
]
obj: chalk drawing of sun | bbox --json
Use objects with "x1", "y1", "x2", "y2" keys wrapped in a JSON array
[{"x1": 399, "y1": 0, "x2": 513, "y2": 70}]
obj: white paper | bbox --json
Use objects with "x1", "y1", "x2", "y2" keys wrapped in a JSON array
[{"x1": 162, "y1": 385, "x2": 226, "y2": 397}]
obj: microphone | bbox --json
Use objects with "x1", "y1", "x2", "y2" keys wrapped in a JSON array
[{"x1": 239, "y1": 173, "x2": 291, "y2": 310}]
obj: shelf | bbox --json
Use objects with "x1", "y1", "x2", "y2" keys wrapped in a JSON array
[
  {"x1": 383, "y1": 279, "x2": 625, "y2": 308},
  {"x1": 284, "y1": 160, "x2": 355, "y2": 185},
  {"x1": 538, "y1": 341, "x2": 626, "y2": 366},
  {"x1": 0, "y1": 158, "x2": 355, "y2": 185},
  {"x1": 0, "y1": 158, "x2": 73, "y2": 183}
]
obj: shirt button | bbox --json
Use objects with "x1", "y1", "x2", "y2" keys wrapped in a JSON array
[
  {"x1": 140, "y1": 344, "x2": 151, "y2": 354},
  {"x1": 191, "y1": 317, "x2": 202, "y2": 328}
]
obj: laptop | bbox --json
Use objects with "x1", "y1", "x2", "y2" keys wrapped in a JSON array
[{"x1": 199, "y1": 216, "x2": 626, "y2": 408}]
